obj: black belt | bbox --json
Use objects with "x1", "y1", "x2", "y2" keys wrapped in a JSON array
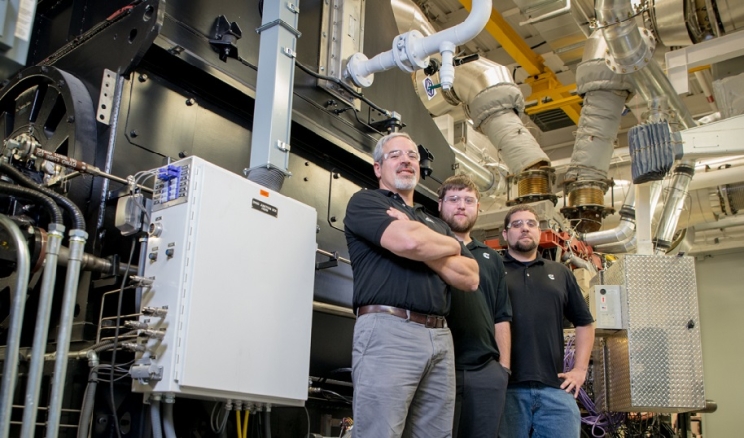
[{"x1": 357, "y1": 305, "x2": 447, "y2": 328}]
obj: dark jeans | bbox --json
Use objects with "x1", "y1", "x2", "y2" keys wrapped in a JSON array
[{"x1": 453, "y1": 358, "x2": 510, "y2": 438}]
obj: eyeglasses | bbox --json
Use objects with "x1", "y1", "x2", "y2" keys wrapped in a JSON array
[
  {"x1": 443, "y1": 195, "x2": 477, "y2": 206},
  {"x1": 383, "y1": 150, "x2": 420, "y2": 161},
  {"x1": 507, "y1": 219, "x2": 539, "y2": 229}
]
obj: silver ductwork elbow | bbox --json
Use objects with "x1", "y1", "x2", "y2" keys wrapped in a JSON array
[{"x1": 582, "y1": 185, "x2": 636, "y2": 246}]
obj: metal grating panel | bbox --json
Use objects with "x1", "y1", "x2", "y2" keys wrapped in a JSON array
[
  {"x1": 528, "y1": 108, "x2": 576, "y2": 131},
  {"x1": 598, "y1": 255, "x2": 706, "y2": 412}
]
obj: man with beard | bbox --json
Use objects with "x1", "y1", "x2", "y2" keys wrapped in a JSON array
[
  {"x1": 344, "y1": 132, "x2": 479, "y2": 437},
  {"x1": 498, "y1": 205, "x2": 595, "y2": 438},
  {"x1": 437, "y1": 175, "x2": 512, "y2": 438}
]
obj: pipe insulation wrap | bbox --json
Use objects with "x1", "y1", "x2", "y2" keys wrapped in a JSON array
[
  {"x1": 479, "y1": 109, "x2": 549, "y2": 175},
  {"x1": 574, "y1": 60, "x2": 634, "y2": 96},
  {"x1": 566, "y1": 90, "x2": 628, "y2": 181},
  {"x1": 468, "y1": 82, "x2": 526, "y2": 126}
]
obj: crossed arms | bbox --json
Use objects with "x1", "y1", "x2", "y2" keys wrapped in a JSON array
[{"x1": 381, "y1": 207, "x2": 479, "y2": 291}]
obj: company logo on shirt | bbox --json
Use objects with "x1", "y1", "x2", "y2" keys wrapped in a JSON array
[
  {"x1": 425, "y1": 217, "x2": 434, "y2": 223},
  {"x1": 483, "y1": 253, "x2": 490, "y2": 259},
  {"x1": 548, "y1": 274, "x2": 555, "y2": 280}
]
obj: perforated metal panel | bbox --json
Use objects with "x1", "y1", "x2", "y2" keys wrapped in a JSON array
[{"x1": 596, "y1": 255, "x2": 705, "y2": 412}]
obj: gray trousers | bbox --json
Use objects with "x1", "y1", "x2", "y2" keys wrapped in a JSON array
[
  {"x1": 453, "y1": 358, "x2": 510, "y2": 438},
  {"x1": 352, "y1": 313, "x2": 455, "y2": 438}
]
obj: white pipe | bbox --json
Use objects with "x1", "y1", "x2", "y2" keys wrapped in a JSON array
[
  {"x1": 347, "y1": 0, "x2": 491, "y2": 89},
  {"x1": 520, "y1": 0, "x2": 571, "y2": 26},
  {"x1": 582, "y1": 187, "x2": 635, "y2": 246}
]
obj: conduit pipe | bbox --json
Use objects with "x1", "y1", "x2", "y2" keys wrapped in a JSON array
[
  {"x1": 151, "y1": 397, "x2": 164, "y2": 438},
  {"x1": 451, "y1": 146, "x2": 496, "y2": 192},
  {"x1": 163, "y1": 395, "x2": 177, "y2": 438},
  {"x1": 20, "y1": 223, "x2": 65, "y2": 438},
  {"x1": 46, "y1": 228, "x2": 88, "y2": 438},
  {"x1": 654, "y1": 161, "x2": 696, "y2": 253},
  {"x1": 0, "y1": 215, "x2": 31, "y2": 438},
  {"x1": 346, "y1": 0, "x2": 491, "y2": 90},
  {"x1": 595, "y1": 234, "x2": 637, "y2": 253}
]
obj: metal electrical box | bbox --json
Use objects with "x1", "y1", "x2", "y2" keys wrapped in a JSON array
[
  {"x1": 593, "y1": 254, "x2": 706, "y2": 412},
  {"x1": 132, "y1": 156, "x2": 317, "y2": 406},
  {"x1": 590, "y1": 284, "x2": 624, "y2": 330}
]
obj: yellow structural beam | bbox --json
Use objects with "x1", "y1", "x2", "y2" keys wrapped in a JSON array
[
  {"x1": 459, "y1": 0, "x2": 582, "y2": 124},
  {"x1": 525, "y1": 95, "x2": 583, "y2": 115}
]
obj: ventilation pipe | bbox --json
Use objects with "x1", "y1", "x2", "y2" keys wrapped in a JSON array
[
  {"x1": 654, "y1": 162, "x2": 696, "y2": 253},
  {"x1": 590, "y1": 180, "x2": 664, "y2": 253},
  {"x1": 596, "y1": 0, "x2": 696, "y2": 130},
  {"x1": 563, "y1": 31, "x2": 633, "y2": 232},
  {"x1": 582, "y1": 185, "x2": 636, "y2": 246},
  {"x1": 346, "y1": 0, "x2": 491, "y2": 90}
]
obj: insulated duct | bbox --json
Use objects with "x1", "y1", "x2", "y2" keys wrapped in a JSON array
[{"x1": 563, "y1": 31, "x2": 633, "y2": 232}]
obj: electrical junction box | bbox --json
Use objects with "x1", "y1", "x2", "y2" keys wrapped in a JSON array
[
  {"x1": 591, "y1": 284, "x2": 624, "y2": 330},
  {"x1": 131, "y1": 156, "x2": 317, "y2": 406}
]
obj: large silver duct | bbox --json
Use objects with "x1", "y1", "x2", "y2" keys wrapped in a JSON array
[
  {"x1": 596, "y1": 0, "x2": 696, "y2": 130},
  {"x1": 654, "y1": 161, "x2": 696, "y2": 253}
]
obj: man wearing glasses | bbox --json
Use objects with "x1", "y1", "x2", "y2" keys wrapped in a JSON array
[
  {"x1": 498, "y1": 205, "x2": 595, "y2": 438},
  {"x1": 344, "y1": 132, "x2": 479, "y2": 437},
  {"x1": 437, "y1": 175, "x2": 512, "y2": 438}
]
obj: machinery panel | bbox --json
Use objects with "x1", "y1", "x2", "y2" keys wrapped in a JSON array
[
  {"x1": 599, "y1": 254, "x2": 705, "y2": 412},
  {"x1": 132, "y1": 156, "x2": 317, "y2": 406}
]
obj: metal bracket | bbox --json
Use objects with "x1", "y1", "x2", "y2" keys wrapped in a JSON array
[
  {"x1": 286, "y1": 2, "x2": 300, "y2": 13},
  {"x1": 281, "y1": 46, "x2": 297, "y2": 58},
  {"x1": 276, "y1": 140, "x2": 291, "y2": 153},
  {"x1": 316, "y1": 251, "x2": 339, "y2": 270},
  {"x1": 96, "y1": 69, "x2": 116, "y2": 125},
  {"x1": 256, "y1": 19, "x2": 302, "y2": 38}
]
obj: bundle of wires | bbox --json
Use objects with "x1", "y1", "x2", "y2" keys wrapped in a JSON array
[{"x1": 564, "y1": 337, "x2": 626, "y2": 437}]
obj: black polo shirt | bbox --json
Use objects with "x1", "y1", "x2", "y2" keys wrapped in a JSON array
[
  {"x1": 447, "y1": 239, "x2": 512, "y2": 370},
  {"x1": 503, "y1": 252, "x2": 594, "y2": 388},
  {"x1": 344, "y1": 189, "x2": 468, "y2": 316}
]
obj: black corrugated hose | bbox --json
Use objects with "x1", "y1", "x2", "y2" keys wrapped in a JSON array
[
  {"x1": 0, "y1": 181, "x2": 64, "y2": 224},
  {"x1": 0, "y1": 162, "x2": 85, "y2": 229}
]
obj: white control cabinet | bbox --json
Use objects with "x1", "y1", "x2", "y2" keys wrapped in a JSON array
[{"x1": 131, "y1": 157, "x2": 317, "y2": 406}]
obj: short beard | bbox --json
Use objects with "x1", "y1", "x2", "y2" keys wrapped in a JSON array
[
  {"x1": 510, "y1": 239, "x2": 538, "y2": 253},
  {"x1": 443, "y1": 212, "x2": 475, "y2": 234},
  {"x1": 394, "y1": 175, "x2": 417, "y2": 191}
]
